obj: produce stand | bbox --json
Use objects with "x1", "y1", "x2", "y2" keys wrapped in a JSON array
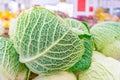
[{"x1": 0, "y1": 0, "x2": 120, "y2": 80}]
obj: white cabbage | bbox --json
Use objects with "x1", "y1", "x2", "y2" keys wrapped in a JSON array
[
  {"x1": 78, "y1": 51, "x2": 120, "y2": 80},
  {"x1": 33, "y1": 71, "x2": 77, "y2": 80},
  {"x1": 91, "y1": 21, "x2": 120, "y2": 59}
]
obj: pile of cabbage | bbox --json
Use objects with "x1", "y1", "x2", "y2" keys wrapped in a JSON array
[{"x1": 0, "y1": 6, "x2": 120, "y2": 80}]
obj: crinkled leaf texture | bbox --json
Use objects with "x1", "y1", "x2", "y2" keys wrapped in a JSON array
[
  {"x1": 0, "y1": 37, "x2": 30, "y2": 80},
  {"x1": 78, "y1": 51, "x2": 120, "y2": 80},
  {"x1": 64, "y1": 18, "x2": 92, "y2": 71},
  {"x1": 12, "y1": 7, "x2": 92, "y2": 75},
  {"x1": 33, "y1": 71, "x2": 77, "y2": 80},
  {"x1": 91, "y1": 21, "x2": 120, "y2": 59}
]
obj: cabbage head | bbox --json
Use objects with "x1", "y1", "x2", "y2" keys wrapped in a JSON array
[
  {"x1": 91, "y1": 21, "x2": 120, "y2": 59},
  {"x1": 0, "y1": 37, "x2": 30, "y2": 80},
  {"x1": 78, "y1": 51, "x2": 120, "y2": 80},
  {"x1": 12, "y1": 7, "x2": 92, "y2": 75},
  {"x1": 33, "y1": 71, "x2": 77, "y2": 80}
]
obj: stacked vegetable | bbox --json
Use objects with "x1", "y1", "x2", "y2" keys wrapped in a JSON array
[
  {"x1": 0, "y1": 38, "x2": 30, "y2": 80},
  {"x1": 91, "y1": 22, "x2": 120, "y2": 59},
  {"x1": 0, "y1": 6, "x2": 120, "y2": 80}
]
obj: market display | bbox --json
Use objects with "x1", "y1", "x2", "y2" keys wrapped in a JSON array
[{"x1": 0, "y1": 6, "x2": 120, "y2": 80}]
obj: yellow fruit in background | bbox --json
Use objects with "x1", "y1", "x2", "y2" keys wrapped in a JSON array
[
  {"x1": 3, "y1": 21, "x2": 10, "y2": 28},
  {"x1": 0, "y1": 12, "x2": 2, "y2": 20},
  {"x1": 0, "y1": 9, "x2": 16, "y2": 29},
  {"x1": 2, "y1": 10, "x2": 10, "y2": 19},
  {"x1": 10, "y1": 13, "x2": 16, "y2": 18}
]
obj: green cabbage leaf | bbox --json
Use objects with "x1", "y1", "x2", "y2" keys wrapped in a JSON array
[{"x1": 0, "y1": 37, "x2": 30, "y2": 80}]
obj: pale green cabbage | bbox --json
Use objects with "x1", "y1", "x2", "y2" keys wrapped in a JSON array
[
  {"x1": 91, "y1": 21, "x2": 120, "y2": 59},
  {"x1": 0, "y1": 37, "x2": 30, "y2": 80},
  {"x1": 12, "y1": 7, "x2": 92, "y2": 75},
  {"x1": 33, "y1": 71, "x2": 77, "y2": 80},
  {"x1": 78, "y1": 51, "x2": 120, "y2": 80}
]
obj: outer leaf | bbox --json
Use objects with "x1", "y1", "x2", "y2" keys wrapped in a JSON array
[
  {"x1": 68, "y1": 34, "x2": 92, "y2": 71},
  {"x1": 82, "y1": 21, "x2": 92, "y2": 33},
  {"x1": 0, "y1": 37, "x2": 30, "y2": 80},
  {"x1": 91, "y1": 21, "x2": 120, "y2": 59},
  {"x1": 64, "y1": 18, "x2": 92, "y2": 71},
  {"x1": 13, "y1": 7, "x2": 89, "y2": 75},
  {"x1": 64, "y1": 18, "x2": 89, "y2": 34}
]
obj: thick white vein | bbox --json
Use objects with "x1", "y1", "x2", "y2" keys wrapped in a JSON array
[
  {"x1": 57, "y1": 43, "x2": 72, "y2": 46},
  {"x1": 52, "y1": 20, "x2": 59, "y2": 42}
]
